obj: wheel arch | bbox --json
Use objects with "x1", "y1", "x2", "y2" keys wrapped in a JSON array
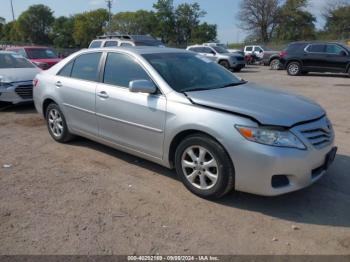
[
  {"x1": 42, "y1": 98, "x2": 58, "y2": 119},
  {"x1": 168, "y1": 129, "x2": 234, "y2": 170},
  {"x1": 268, "y1": 55, "x2": 280, "y2": 65}
]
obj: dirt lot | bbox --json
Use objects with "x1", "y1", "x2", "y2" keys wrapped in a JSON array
[{"x1": 0, "y1": 66, "x2": 349, "y2": 255}]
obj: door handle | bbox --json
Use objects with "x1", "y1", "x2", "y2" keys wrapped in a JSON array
[
  {"x1": 97, "y1": 91, "x2": 109, "y2": 99},
  {"x1": 55, "y1": 81, "x2": 62, "y2": 87}
]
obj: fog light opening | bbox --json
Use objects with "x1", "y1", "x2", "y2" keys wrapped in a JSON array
[{"x1": 271, "y1": 175, "x2": 290, "y2": 188}]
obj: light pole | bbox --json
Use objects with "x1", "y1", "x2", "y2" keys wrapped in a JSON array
[
  {"x1": 105, "y1": 0, "x2": 112, "y2": 33},
  {"x1": 10, "y1": 0, "x2": 15, "y2": 21}
]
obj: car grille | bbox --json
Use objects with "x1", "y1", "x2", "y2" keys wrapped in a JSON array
[
  {"x1": 298, "y1": 119, "x2": 333, "y2": 149},
  {"x1": 15, "y1": 85, "x2": 33, "y2": 99}
]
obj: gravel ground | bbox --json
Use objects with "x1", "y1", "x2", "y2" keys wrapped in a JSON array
[{"x1": 0, "y1": 66, "x2": 349, "y2": 255}]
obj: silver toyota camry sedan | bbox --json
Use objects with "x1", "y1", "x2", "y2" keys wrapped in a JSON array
[{"x1": 33, "y1": 47, "x2": 337, "y2": 199}]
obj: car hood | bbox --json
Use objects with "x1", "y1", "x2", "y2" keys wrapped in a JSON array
[
  {"x1": 185, "y1": 83, "x2": 325, "y2": 127},
  {"x1": 0, "y1": 68, "x2": 40, "y2": 83}
]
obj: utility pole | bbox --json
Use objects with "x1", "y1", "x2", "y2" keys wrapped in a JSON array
[
  {"x1": 10, "y1": 0, "x2": 15, "y2": 21},
  {"x1": 105, "y1": 0, "x2": 112, "y2": 33}
]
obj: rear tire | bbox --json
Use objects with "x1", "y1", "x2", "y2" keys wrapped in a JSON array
[
  {"x1": 287, "y1": 61, "x2": 302, "y2": 76},
  {"x1": 46, "y1": 103, "x2": 74, "y2": 143},
  {"x1": 175, "y1": 134, "x2": 235, "y2": 199},
  {"x1": 270, "y1": 59, "x2": 280, "y2": 70},
  {"x1": 233, "y1": 68, "x2": 241, "y2": 72},
  {"x1": 219, "y1": 60, "x2": 230, "y2": 69}
]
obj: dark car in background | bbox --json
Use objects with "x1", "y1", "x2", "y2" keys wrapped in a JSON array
[
  {"x1": 280, "y1": 42, "x2": 350, "y2": 76},
  {"x1": 6, "y1": 46, "x2": 62, "y2": 70}
]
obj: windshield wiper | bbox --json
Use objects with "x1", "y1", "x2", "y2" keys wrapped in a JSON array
[{"x1": 222, "y1": 80, "x2": 247, "y2": 88}]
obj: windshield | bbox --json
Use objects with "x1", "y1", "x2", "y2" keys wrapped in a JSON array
[
  {"x1": 143, "y1": 52, "x2": 243, "y2": 93},
  {"x1": 26, "y1": 48, "x2": 58, "y2": 59},
  {"x1": 212, "y1": 46, "x2": 229, "y2": 54},
  {"x1": 0, "y1": 53, "x2": 35, "y2": 69}
]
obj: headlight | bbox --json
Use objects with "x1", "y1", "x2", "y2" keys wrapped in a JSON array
[
  {"x1": 0, "y1": 82, "x2": 13, "y2": 89},
  {"x1": 235, "y1": 125, "x2": 306, "y2": 149}
]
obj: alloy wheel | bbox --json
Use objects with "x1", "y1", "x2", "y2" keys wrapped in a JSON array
[
  {"x1": 181, "y1": 146, "x2": 219, "y2": 190},
  {"x1": 48, "y1": 108, "x2": 64, "y2": 138}
]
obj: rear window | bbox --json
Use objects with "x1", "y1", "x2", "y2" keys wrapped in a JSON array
[
  {"x1": 0, "y1": 53, "x2": 35, "y2": 69},
  {"x1": 71, "y1": 52, "x2": 102, "y2": 82},
  {"x1": 245, "y1": 46, "x2": 253, "y2": 51},
  {"x1": 26, "y1": 48, "x2": 58, "y2": 59},
  {"x1": 89, "y1": 41, "x2": 102, "y2": 48}
]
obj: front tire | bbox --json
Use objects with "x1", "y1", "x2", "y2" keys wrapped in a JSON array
[
  {"x1": 175, "y1": 134, "x2": 235, "y2": 199},
  {"x1": 219, "y1": 60, "x2": 230, "y2": 69},
  {"x1": 287, "y1": 61, "x2": 302, "y2": 76},
  {"x1": 46, "y1": 103, "x2": 74, "y2": 143}
]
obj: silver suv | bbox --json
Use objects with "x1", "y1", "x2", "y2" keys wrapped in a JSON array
[
  {"x1": 187, "y1": 45, "x2": 245, "y2": 71},
  {"x1": 33, "y1": 47, "x2": 336, "y2": 199}
]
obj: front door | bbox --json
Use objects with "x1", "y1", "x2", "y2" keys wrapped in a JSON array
[
  {"x1": 96, "y1": 52, "x2": 166, "y2": 159},
  {"x1": 324, "y1": 44, "x2": 349, "y2": 72}
]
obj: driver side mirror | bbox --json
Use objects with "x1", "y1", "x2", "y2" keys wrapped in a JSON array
[{"x1": 129, "y1": 79, "x2": 157, "y2": 94}]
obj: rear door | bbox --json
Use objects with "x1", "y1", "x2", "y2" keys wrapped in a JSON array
[
  {"x1": 324, "y1": 44, "x2": 349, "y2": 72},
  {"x1": 95, "y1": 52, "x2": 166, "y2": 158},
  {"x1": 56, "y1": 52, "x2": 102, "y2": 136}
]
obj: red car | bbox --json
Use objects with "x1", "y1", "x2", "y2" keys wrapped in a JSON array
[{"x1": 6, "y1": 46, "x2": 62, "y2": 70}]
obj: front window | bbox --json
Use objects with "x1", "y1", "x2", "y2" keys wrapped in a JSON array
[
  {"x1": 103, "y1": 52, "x2": 151, "y2": 88},
  {"x1": 26, "y1": 48, "x2": 58, "y2": 59},
  {"x1": 143, "y1": 52, "x2": 243, "y2": 93},
  {"x1": 0, "y1": 53, "x2": 35, "y2": 69},
  {"x1": 211, "y1": 46, "x2": 229, "y2": 54},
  {"x1": 326, "y1": 44, "x2": 347, "y2": 55}
]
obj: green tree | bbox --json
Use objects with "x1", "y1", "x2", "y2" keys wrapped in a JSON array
[
  {"x1": 238, "y1": 0, "x2": 281, "y2": 43},
  {"x1": 50, "y1": 16, "x2": 76, "y2": 48},
  {"x1": 323, "y1": 2, "x2": 350, "y2": 40},
  {"x1": 153, "y1": 0, "x2": 176, "y2": 44},
  {"x1": 1, "y1": 21, "x2": 22, "y2": 42},
  {"x1": 191, "y1": 22, "x2": 217, "y2": 44},
  {"x1": 275, "y1": 0, "x2": 316, "y2": 41},
  {"x1": 111, "y1": 10, "x2": 158, "y2": 35},
  {"x1": 0, "y1": 17, "x2": 5, "y2": 39},
  {"x1": 174, "y1": 3, "x2": 206, "y2": 45},
  {"x1": 17, "y1": 4, "x2": 54, "y2": 44},
  {"x1": 73, "y1": 9, "x2": 109, "y2": 47}
]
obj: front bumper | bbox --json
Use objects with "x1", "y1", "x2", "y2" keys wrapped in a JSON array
[
  {"x1": 230, "y1": 61, "x2": 246, "y2": 69},
  {"x1": 0, "y1": 82, "x2": 33, "y2": 104},
  {"x1": 225, "y1": 117, "x2": 336, "y2": 196}
]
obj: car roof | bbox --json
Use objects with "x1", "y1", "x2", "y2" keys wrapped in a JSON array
[
  {"x1": 82, "y1": 46, "x2": 188, "y2": 55},
  {"x1": 7, "y1": 46, "x2": 51, "y2": 49}
]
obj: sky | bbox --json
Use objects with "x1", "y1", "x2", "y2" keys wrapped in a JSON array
[{"x1": 0, "y1": 0, "x2": 329, "y2": 43}]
